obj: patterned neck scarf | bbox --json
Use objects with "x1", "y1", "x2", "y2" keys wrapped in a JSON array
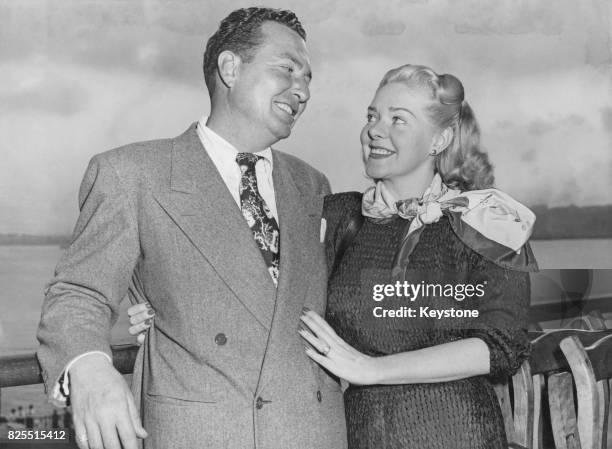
[{"x1": 362, "y1": 174, "x2": 538, "y2": 274}]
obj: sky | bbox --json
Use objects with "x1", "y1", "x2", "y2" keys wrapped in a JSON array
[{"x1": 0, "y1": 0, "x2": 611, "y2": 234}]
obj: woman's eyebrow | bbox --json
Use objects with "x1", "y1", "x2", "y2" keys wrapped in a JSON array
[{"x1": 389, "y1": 107, "x2": 416, "y2": 118}]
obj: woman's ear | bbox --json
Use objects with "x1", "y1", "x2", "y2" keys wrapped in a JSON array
[
  {"x1": 431, "y1": 127, "x2": 454, "y2": 154},
  {"x1": 217, "y1": 50, "x2": 241, "y2": 88}
]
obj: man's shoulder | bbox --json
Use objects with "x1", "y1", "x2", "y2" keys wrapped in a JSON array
[
  {"x1": 95, "y1": 136, "x2": 173, "y2": 168},
  {"x1": 92, "y1": 124, "x2": 196, "y2": 174},
  {"x1": 273, "y1": 150, "x2": 321, "y2": 173},
  {"x1": 272, "y1": 150, "x2": 328, "y2": 190}
]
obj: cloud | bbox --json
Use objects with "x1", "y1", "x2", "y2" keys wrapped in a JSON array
[
  {"x1": 602, "y1": 107, "x2": 612, "y2": 134},
  {"x1": 2, "y1": 1, "x2": 608, "y2": 86},
  {"x1": 527, "y1": 115, "x2": 586, "y2": 136},
  {"x1": 475, "y1": 66, "x2": 611, "y2": 207},
  {"x1": 360, "y1": 19, "x2": 406, "y2": 37},
  {"x1": 453, "y1": 0, "x2": 565, "y2": 35},
  {"x1": 582, "y1": 0, "x2": 612, "y2": 71},
  {"x1": 0, "y1": 60, "x2": 206, "y2": 235},
  {"x1": 495, "y1": 120, "x2": 514, "y2": 130},
  {"x1": 1, "y1": 0, "x2": 611, "y2": 234},
  {"x1": 0, "y1": 65, "x2": 90, "y2": 116},
  {"x1": 0, "y1": 1, "x2": 207, "y2": 86},
  {"x1": 141, "y1": 0, "x2": 218, "y2": 36},
  {"x1": 527, "y1": 120, "x2": 556, "y2": 136},
  {"x1": 520, "y1": 148, "x2": 537, "y2": 163}
]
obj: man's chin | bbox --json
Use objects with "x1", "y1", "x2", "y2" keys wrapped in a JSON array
[{"x1": 272, "y1": 125, "x2": 293, "y2": 142}]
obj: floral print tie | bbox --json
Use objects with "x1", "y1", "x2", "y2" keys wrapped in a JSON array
[{"x1": 236, "y1": 152, "x2": 280, "y2": 286}]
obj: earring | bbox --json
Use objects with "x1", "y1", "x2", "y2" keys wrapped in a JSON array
[{"x1": 429, "y1": 148, "x2": 438, "y2": 156}]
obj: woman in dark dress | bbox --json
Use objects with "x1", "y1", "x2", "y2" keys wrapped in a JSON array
[
  {"x1": 129, "y1": 64, "x2": 538, "y2": 448},
  {"x1": 299, "y1": 64, "x2": 538, "y2": 449}
]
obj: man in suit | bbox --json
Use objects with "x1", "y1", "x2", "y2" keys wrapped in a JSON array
[{"x1": 37, "y1": 7, "x2": 347, "y2": 449}]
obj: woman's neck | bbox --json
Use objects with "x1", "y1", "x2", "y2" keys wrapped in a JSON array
[{"x1": 381, "y1": 166, "x2": 435, "y2": 201}]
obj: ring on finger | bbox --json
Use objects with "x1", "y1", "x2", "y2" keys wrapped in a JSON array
[{"x1": 322, "y1": 345, "x2": 331, "y2": 356}]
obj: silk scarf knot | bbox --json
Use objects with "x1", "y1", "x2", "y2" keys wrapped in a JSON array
[{"x1": 361, "y1": 174, "x2": 538, "y2": 273}]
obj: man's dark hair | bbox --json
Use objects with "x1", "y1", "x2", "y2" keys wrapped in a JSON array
[{"x1": 203, "y1": 7, "x2": 306, "y2": 97}]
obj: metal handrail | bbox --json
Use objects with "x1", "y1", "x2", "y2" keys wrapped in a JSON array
[{"x1": 0, "y1": 345, "x2": 139, "y2": 388}]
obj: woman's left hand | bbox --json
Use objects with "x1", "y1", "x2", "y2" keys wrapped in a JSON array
[
  {"x1": 299, "y1": 309, "x2": 379, "y2": 386},
  {"x1": 128, "y1": 302, "x2": 154, "y2": 345}
]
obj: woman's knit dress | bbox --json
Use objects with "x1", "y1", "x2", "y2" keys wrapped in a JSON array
[{"x1": 324, "y1": 192, "x2": 532, "y2": 449}]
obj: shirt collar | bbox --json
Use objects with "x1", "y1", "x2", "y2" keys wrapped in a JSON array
[{"x1": 196, "y1": 116, "x2": 273, "y2": 166}]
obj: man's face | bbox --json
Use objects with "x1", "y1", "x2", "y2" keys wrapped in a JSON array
[{"x1": 229, "y1": 21, "x2": 312, "y2": 146}]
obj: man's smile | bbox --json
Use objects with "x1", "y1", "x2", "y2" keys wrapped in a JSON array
[{"x1": 274, "y1": 101, "x2": 297, "y2": 119}]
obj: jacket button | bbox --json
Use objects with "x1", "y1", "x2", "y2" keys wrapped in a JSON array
[
  {"x1": 316, "y1": 390, "x2": 322, "y2": 402},
  {"x1": 214, "y1": 333, "x2": 227, "y2": 345},
  {"x1": 255, "y1": 396, "x2": 272, "y2": 409}
]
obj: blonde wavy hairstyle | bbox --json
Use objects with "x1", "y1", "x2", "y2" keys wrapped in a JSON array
[{"x1": 379, "y1": 64, "x2": 494, "y2": 191}]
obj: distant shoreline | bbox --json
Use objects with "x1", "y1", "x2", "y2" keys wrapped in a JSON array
[
  {"x1": 1, "y1": 204, "x2": 610, "y2": 243},
  {"x1": 530, "y1": 204, "x2": 612, "y2": 240},
  {"x1": 0, "y1": 235, "x2": 71, "y2": 246},
  {"x1": 0, "y1": 243, "x2": 68, "y2": 246}
]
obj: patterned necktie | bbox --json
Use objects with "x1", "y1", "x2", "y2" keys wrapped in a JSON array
[{"x1": 236, "y1": 152, "x2": 280, "y2": 286}]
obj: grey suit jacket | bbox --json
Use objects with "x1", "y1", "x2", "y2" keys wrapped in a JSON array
[{"x1": 37, "y1": 124, "x2": 347, "y2": 449}]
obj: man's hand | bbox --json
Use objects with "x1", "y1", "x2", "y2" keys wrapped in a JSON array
[{"x1": 69, "y1": 353, "x2": 147, "y2": 449}]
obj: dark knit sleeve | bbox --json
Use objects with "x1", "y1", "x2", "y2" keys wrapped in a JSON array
[
  {"x1": 323, "y1": 192, "x2": 362, "y2": 277},
  {"x1": 465, "y1": 244, "x2": 533, "y2": 381}
]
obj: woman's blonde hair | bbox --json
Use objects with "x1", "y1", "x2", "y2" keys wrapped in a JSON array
[{"x1": 379, "y1": 64, "x2": 494, "y2": 191}]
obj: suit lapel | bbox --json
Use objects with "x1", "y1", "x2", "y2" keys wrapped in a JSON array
[
  {"x1": 272, "y1": 151, "x2": 316, "y2": 304},
  {"x1": 256, "y1": 151, "x2": 325, "y2": 390},
  {"x1": 153, "y1": 125, "x2": 277, "y2": 329}
]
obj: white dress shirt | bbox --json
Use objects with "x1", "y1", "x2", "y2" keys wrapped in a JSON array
[
  {"x1": 196, "y1": 116, "x2": 279, "y2": 222},
  {"x1": 51, "y1": 117, "x2": 280, "y2": 405}
]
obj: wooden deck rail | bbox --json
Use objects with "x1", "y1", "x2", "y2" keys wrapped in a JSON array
[
  {"x1": 1, "y1": 297, "x2": 610, "y2": 389},
  {"x1": 0, "y1": 345, "x2": 139, "y2": 388},
  {"x1": 529, "y1": 296, "x2": 612, "y2": 323}
]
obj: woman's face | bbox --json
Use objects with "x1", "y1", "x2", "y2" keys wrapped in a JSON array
[{"x1": 361, "y1": 82, "x2": 437, "y2": 184}]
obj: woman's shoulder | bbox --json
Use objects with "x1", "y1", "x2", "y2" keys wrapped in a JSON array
[
  {"x1": 322, "y1": 192, "x2": 363, "y2": 255},
  {"x1": 435, "y1": 215, "x2": 538, "y2": 273},
  {"x1": 323, "y1": 191, "x2": 363, "y2": 218},
  {"x1": 417, "y1": 218, "x2": 535, "y2": 275},
  {"x1": 447, "y1": 188, "x2": 538, "y2": 272}
]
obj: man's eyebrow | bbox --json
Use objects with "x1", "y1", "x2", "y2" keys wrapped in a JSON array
[
  {"x1": 278, "y1": 52, "x2": 301, "y2": 66},
  {"x1": 389, "y1": 107, "x2": 416, "y2": 118}
]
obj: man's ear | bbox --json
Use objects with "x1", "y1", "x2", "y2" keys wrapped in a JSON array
[
  {"x1": 217, "y1": 50, "x2": 241, "y2": 88},
  {"x1": 432, "y1": 127, "x2": 454, "y2": 154}
]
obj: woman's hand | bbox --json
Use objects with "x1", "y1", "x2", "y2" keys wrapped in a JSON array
[
  {"x1": 127, "y1": 302, "x2": 154, "y2": 345},
  {"x1": 299, "y1": 309, "x2": 379, "y2": 385}
]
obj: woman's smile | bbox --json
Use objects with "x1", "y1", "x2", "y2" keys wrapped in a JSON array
[{"x1": 368, "y1": 145, "x2": 396, "y2": 159}]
